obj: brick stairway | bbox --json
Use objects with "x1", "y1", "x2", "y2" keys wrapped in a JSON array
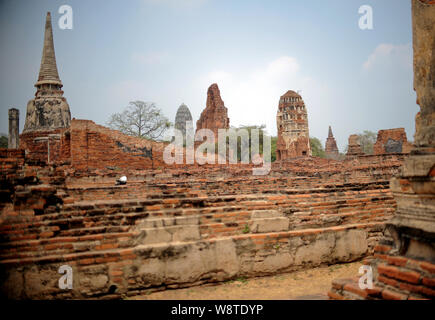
[{"x1": 0, "y1": 153, "x2": 406, "y2": 299}]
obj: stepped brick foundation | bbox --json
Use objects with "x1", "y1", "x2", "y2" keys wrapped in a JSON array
[{"x1": 0, "y1": 147, "x2": 409, "y2": 299}]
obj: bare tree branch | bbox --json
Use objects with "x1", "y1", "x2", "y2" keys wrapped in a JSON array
[{"x1": 107, "y1": 101, "x2": 172, "y2": 141}]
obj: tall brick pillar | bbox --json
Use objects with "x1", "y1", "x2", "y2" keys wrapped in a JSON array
[
  {"x1": 8, "y1": 108, "x2": 19, "y2": 149},
  {"x1": 328, "y1": 1, "x2": 435, "y2": 300},
  {"x1": 387, "y1": 0, "x2": 435, "y2": 262}
]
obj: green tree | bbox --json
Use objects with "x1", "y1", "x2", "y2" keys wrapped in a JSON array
[
  {"x1": 0, "y1": 135, "x2": 7, "y2": 148},
  {"x1": 310, "y1": 137, "x2": 326, "y2": 158},
  {"x1": 270, "y1": 136, "x2": 278, "y2": 162},
  {"x1": 107, "y1": 101, "x2": 172, "y2": 141}
]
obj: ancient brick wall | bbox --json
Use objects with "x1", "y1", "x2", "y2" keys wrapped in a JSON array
[
  {"x1": 328, "y1": 244, "x2": 435, "y2": 300},
  {"x1": 373, "y1": 128, "x2": 414, "y2": 155},
  {"x1": 69, "y1": 120, "x2": 167, "y2": 171},
  {"x1": 0, "y1": 152, "x2": 408, "y2": 299},
  {"x1": 346, "y1": 134, "x2": 363, "y2": 156},
  {"x1": 20, "y1": 129, "x2": 70, "y2": 164}
]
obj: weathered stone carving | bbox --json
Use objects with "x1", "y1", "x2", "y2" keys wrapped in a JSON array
[
  {"x1": 8, "y1": 108, "x2": 19, "y2": 149},
  {"x1": 196, "y1": 84, "x2": 229, "y2": 139},
  {"x1": 276, "y1": 90, "x2": 311, "y2": 160},
  {"x1": 325, "y1": 126, "x2": 339, "y2": 159},
  {"x1": 23, "y1": 12, "x2": 71, "y2": 133}
]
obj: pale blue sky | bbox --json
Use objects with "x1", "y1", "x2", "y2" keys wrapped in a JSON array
[{"x1": 0, "y1": 0, "x2": 418, "y2": 151}]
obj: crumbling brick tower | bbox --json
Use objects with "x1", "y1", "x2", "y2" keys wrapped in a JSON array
[
  {"x1": 325, "y1": 126, "x2": 339, "y2": 159},
  {"x1": 196, "y1": 83, "x2": 230, "y2": 140},
  {"x1": 276, "y1": 90, "x2": 311, "y2": 160}
]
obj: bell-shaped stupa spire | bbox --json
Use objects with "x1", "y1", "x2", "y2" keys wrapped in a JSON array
[{"x1": 35, "y1": 12, "x2": 62, "y2": 87}]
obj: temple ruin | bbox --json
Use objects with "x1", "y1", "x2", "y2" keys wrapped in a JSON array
[
  {"x1": 276, "y1": 90, "x2": 311, "y2": 160},
  {"x1": 346, "y1": 134, "x2": 363, "y2": 157},
  {"x1": 373, "y1": 128, "x2": 414, "y2": 155},
  {"x1": 325, "y1": 126, "x2": 339, "y2": 159},
  {"x1": 0, "y1": 2, "x2": 433, "y2": 301},
  {"x1": 174, "y1": 103, "x2": 193, "y2": 143},
  {"x1": 23, "y1": 12, "x2": 71, "y2": 133},
  {"x1": 196, "y1": 83, "x2": 230, "y2": 139}
]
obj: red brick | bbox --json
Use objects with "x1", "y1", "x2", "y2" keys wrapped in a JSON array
[
  {"x1": 382, "y1": 289, "x2": 407, "y2": 300},
  {"x1": 39, "y1": 231, "x2": 54, "y2": 238},
  {"x1": 422, "y1": 277, "x2": 435, "y2": 288},
  {"x1": 378, "y1": 264, "x2": 420, "y2": 284},
  {"x1": 95, "y1": 243, "x2": 118, "y2": 251},
  {"x1": 146, "y1": 205, "x2": 161, "y2": 211},
  {"x1": 408, "y1": 295, "x2": 430, "y2": 300},
  {"x1": 95, "y1": 256, "x2": 119, "y2": 264},
  {"x1": 378, "y1": 275, "x2": 398, "y2": 287},
  {"x1": 420, "y1": 261, "x2": 435, "y2": 274},
  {"x1": 79, "y1": 258, "x2": 95, "y2": 265},
  {"x1": 327, "y1": 291, "x2": 344, "y2": 300},
  {"x1": 374, "y1": 244, "x2": 392, "y2": 254},
  {"x1": 267, "y1": 195, "x2": 287, "y2": 201},
  {"x1": 386, "y1": 255, "x2": 408, "y2": 267},
  {"x1": 397, "y1": 270, "x2": 421, "y2": 284},
  {"x1": 366, "y1": 286, "x2": 383, "y2": 297},
  {"x1": 419, "y1": 286, "x2": 435, "y2": 297},
  {"x1": 79, "y1": 234, "x2": 104, "y2": 241},
  {"x1": 110, "y1": 270, "x2": 123, "y2": 277},
  {"x1": 377, "y1": 264, "x2": 400, "y2": 278},
  {"x1": 343, "y1": 283, "x2": 368, "y2": 299}
]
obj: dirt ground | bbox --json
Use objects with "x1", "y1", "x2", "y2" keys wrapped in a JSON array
[{"x1": 131, "y1": 261, "x2": 362, "y2": 300}]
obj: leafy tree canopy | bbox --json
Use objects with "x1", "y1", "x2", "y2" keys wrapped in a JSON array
[{"x1": 310, "y1": 137, "x2": 326, "y2": 158}]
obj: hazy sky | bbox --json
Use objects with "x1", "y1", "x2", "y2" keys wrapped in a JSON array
[{"x1": 0, "y1": 0, "x2": 418, "y2": 152}]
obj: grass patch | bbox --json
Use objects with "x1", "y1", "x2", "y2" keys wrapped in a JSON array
[{"x1": 236, "y1": 277, "x2": 248, "y2": 284}]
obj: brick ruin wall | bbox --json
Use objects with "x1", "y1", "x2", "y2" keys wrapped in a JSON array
[
  {"x1": 18, "y1": 119, "x2": 168, "y2": 171},
  {"x1": 328, "y1": 244, "x2": 435, "y2": 300},
  {"x1": 69, "y1": 120, "x2": 167, "y2": 171},
  {"x1": 20, "y1": 129, "x2": 71, "y2": 164},
  {"x1": 0, "y1": 146, "x2": 411, "y2": 299},
  {"x1": 373, "y1": 128, "x2": 414, "y2": 155}
]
